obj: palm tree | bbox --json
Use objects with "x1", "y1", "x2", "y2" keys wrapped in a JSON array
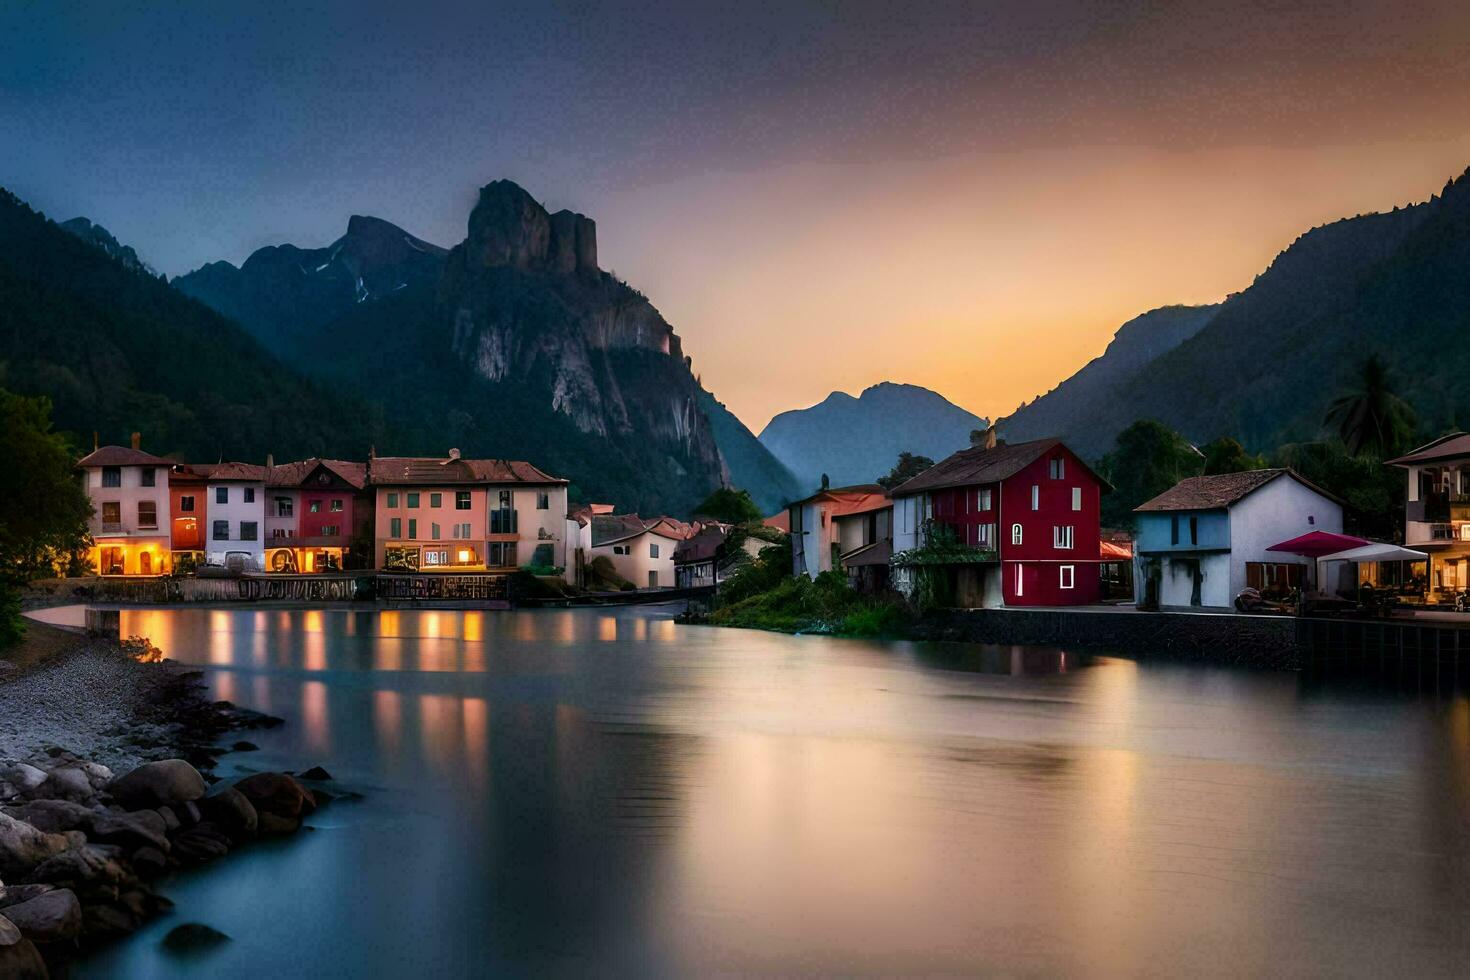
[{"x1": 1324, "y1": 354, "x2": 1416, "y2": 458}]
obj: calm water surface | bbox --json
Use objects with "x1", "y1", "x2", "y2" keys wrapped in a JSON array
[{"x1": 73, "y1": 605, "x2": 1470, "y2": 977}]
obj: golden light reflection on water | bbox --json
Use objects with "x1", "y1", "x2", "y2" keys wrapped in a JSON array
[
  {"x1": 374, "y1": 689, "x2": 402, "y2": 757},
  {"x1": 302, "y1": 680, "x2": 329, "y2": 754}
]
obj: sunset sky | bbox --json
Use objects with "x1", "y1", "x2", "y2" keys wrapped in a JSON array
[{"x1": 6, "y1": 1, "x2": 1470, "y2": 430}]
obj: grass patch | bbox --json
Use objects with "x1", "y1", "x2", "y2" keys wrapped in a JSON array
[{"x1": 709, "y1": 567, "x2": 913, "y2": 638}]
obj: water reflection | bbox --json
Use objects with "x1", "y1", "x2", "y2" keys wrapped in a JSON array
[{"x1": 71, "y1": 607, "x2": 1470, "y2": 978}]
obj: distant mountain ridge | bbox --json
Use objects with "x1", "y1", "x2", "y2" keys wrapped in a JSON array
[
  {"x1": 760, "y1": 382, "x2": 989, "y2": 491},
  {"x1": 59, "y1": 217, "x2": 155, "y2": 276},
  {"x1": 999, "y1": 165, "x2": 1470, "y2": 460}
]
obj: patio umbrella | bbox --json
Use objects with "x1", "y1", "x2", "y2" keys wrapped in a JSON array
[
  {"x1": 1317, "y1": 542, "x2": 1428, "y2": 563},
  {"x1": 1265, "y1": 530, "x2": 1368, "y2": 557}
]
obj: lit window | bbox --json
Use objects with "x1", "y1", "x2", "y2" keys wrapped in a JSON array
[
  {"x1": 102, "y1": 501, "x2": 120, "y2": 524},
  {"x1": 1031, "y1": 485, "x2": 1039, "y2": 510},
  {"x1": 1011, "y1": 523, "x2": 1023, "y2": 545},
  {"x1": 1071, "y1": 487, "x2": 1082, "y2": 511},
  {"x1": 1060, "y1": 565, "x2": 1075, "y2": 589},
  {"x1": 1015, "y1": 564, "x2": 1024, "y2": 596}
]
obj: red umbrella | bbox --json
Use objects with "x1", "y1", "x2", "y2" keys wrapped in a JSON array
[{"x1": 1265, "y1": 530, "x2": 1368, "y2": 557}]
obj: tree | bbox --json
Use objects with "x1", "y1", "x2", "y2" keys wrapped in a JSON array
[
  {"x1": 1097, "y1": 420, "x2": 1204, "y2": 529},
  {"x1": 1324, "y1": 354, "x2": 1416, "y2": 459},
  {"x1": 877, "y1": 452, "x2": 935, "y2": 490},
  {"x1": 1201, "y1": 437, "x2": 1265, "y2": 475},
  {"x1": 693, "y1": 487, "x2": 763, "y2": 524}
]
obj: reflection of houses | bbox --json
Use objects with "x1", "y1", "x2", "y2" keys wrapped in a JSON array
[
  {"x1": 672, "y1": 525, "x2": 776, "y2": 589},
  {"x1": 202, "y1": 462, "x2": 268, "y2": 572},
  {"x1": 890, "y1": 434, "x2": 1106, "y2": 607},
  {"x1": 369, "y1": 452, "x2": 569, "y2": 577},
  {"x1": 1133, "y1": 469, "x2": 1343, "y2": 610},
  {"x1": 588, "y1": 514, "x2": 688, "y2": 589},
  {"x1": 78, "y1": 439, "x2": 173, "y2": 576},
  {"x1": 264, "y1": 459, "x2": 372, "y2": 573},
  {"x1": 1388, "y1": 434, "x2": 1470, "y2": 601},
  {"x1": 787, "y1": 485, "x2": 890, "y2": 580}
]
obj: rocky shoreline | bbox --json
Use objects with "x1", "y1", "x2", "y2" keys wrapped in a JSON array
[{"x1": 0, "y1": 632, "x2": 342, "y2": 977}]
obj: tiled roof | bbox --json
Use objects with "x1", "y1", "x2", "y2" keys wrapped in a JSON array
[
  {"x1": 591, "y1": 514, "x2": 653, "y2": 547},
  {"x1": 763, "y1": 511, "x2": 791, "y2": 532},
  {"x1": 1133, "y1": 469, "x2": 1343, "y2": 512},
  {"x1": 840, "y1": 539, "x2": 892, "y2": 567},
  {"x1": 203, "y1": 462, "x2": 267, "y2": 482},
  {"x1": 266, "y1": 458, "x2": 369, "y2": 489},
  {"x1": 76, "y1": 446, "x2": 172, "y2": 468},
  {"x1": 889, "y1": 439, "x2": 1065, "y2": 496},
  {"x1": 1387, "y1": 433, "x2": 1470, "y2": 466},
  {"x1": 368, "y1": 456, "x2": 566, "y2": 486},
  {"x1": 673, "y1": 526, "x2": 728, "y2": 563}
]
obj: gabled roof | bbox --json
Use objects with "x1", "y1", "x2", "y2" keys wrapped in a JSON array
[
  {"x1": 1134, "y1": 468, "x2": 1344, "y2": 512},
  {"x1": 889, "y1": 438, "x2": 1108, "y2": 496},
  {"x1": 789, "y1": 484, "x2": 891, "y2": 517},
  {"x1": 267, "y1": 458, "x2": 368, "y2": 490},
  {"x1": 201, "y1": 461, "x2": 267, "y2": 482},
  {"x1": 763, "y1": 511, "x2": 791, "y2": 532},
  {"x1": 591, "y1": 513, "x2": 687, "y2": 548},
  {"x1": 673, "y1": 526, "x2": 728, "y2": 564},
  {"x1": 369, "y1": 455, "x2": 566, "y2": 486},
  {"x1": 76, "y1": 446, "x2": 172, "y2": 468},
  {"x1": 1386, "y1": 433, "x2": 1470, "y2": 467}
]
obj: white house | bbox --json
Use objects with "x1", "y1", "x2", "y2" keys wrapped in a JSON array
[
  {"x1": 203, "y1": 462, "x2": 268, "y2": 571},
  {"x1": 787, "y1": 485, "x2": 889, "y2": 580},
  {"x1": 77, "y1": 440, "x2": 173, "y2": 576},
  {"x1": 1133, "y1": 469, "x2": 1344, "y2": 610},
  {"x1": 589, "y1": 514, "x2": 685, "y2": 589}
]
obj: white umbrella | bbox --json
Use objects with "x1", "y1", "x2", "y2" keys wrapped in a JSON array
[{"x1": 1318, "y1": 543, "x2": 1429, "y2": 563}]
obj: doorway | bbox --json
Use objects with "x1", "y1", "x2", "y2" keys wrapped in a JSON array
[{"x1": 648, "y1": 570, "x2": 658, "y2": 588}]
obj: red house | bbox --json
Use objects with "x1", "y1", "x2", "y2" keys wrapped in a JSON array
[{"x1": 889, "y1": 434, "x2": 1108, "y2": 607}]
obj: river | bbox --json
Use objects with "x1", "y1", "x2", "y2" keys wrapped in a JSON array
[{"x1": 67, "y1": 605, "x2": 1470, "y2": 977}]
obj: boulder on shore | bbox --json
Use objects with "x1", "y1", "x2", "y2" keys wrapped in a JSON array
[
  {"x1": 107, "y1": 760, "x2": 206, "y2": 810},
  {"x1": 198, "y1": 788, "x2": 257, "y2": 842},
  {"x1": 232, "y1": 773, "x2": 314, "y2": 835},
  {"x1": 0, "y1": 887, "x2": 81, "y2": 943},
  {"x1": 0, "y1": 814, "x2": 69, "y2": 879}
]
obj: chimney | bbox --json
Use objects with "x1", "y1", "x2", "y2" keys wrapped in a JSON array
[
  {"x1": 266, "y1": 453, "x2": 274, "y2": 469},
  {"x1": 93, "y1": 431, "x2": 99, "y2": 452},
  {"x1": 970, "y1": 426, "x2": 998, "y2": 450},
  {"x1": 985, "y1": 427, "x2": 997, "y2": 450},
  {"x1": 130, "y1": 431, "x2": 141, "y2": 451}
]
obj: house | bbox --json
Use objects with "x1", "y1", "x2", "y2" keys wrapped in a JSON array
[
  {"x1": 888, "y1": 434, "x2": 1108, "y2": 607},
  {"x1": 787, "y1": 485, "x2": 890, "y2": 580},
  {"x1": 369, "y1": 451, "x2": 569, "y2": 576},
  {"x1": 1387, "y1": 433, "x2": 1470, "y2": 601},
  {"x1": 264, "y1": 459, "x2": 372, "y2": 572},
  {"x1": 1132, "y1": 469, "x2": 1344, "y2": 610},
  {"x1": 202, "y1": 462, "x2": 268, "y2": 572},
  {"x1": 588, "y1": 514, "x2": 686, "y2": 589},
  {"x1": 672, "y1": 525, "x2": 777, "y2": 589},
  {"x1": 833, "y1": 494, "x2": 893, "y2": 593},
  {"x1": 168, "y1": 463, "x2": 210, "y2": 570},
  {"x1": 1099, "y1": 533, "x2": 1134, "y2": 601},
  {"x1": 77, "y1": 438, "x2": 173, "y2": 576}
]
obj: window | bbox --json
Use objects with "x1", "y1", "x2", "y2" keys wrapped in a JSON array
[
  {"x1": 1171, "y1": 515, "x2": 1180, "y2": 545},
  {"x1": 487, "y1": 542, "x2": 517, "y2": 567},
  {"x1": 460, "y1": 523, "x2": 472, "y2": 538},
  {"x1": 331, "y1": 498, "x2": 343, "y2": 512},
  {"x1": 387, "y1": 492, "x2": 399, "y2": 508},
  {"x1": 456, "y1": 491, "x2": 471, "y2": 510},
  {"x1": 1059, "y1": 565, "x2": 1075, "y2": 589},
  {"x1": 499, "y1": 490, "x2": 512, "y2": 509},
  {"x1": 213, "y1": 520, "x2": 229, "y2": 541},
  {"x1": 1053, "y1": 525, "x2": 1074, "y2": 550},
  {"x1": 309, "y1": 500, "x2": 321, "y2": 513},
  {"x1": 977, "y1": 488, "x2": 992, "y2": 511},
  {"x1": 101, "y1": 501, "x2": 121, "y2": 524},
  {"x1": 977, "y1": 523, "x2": 996, "y2": 549},
  {"x1": 102, "y1": 467, "x2": 121, "y2": 488},
  {"x1": 650, "y1": 543, "x2": 660, "y2": 559},
  {"x1": 141, "y1": 468, "x2": 156, "y2": 487},
  {"x1": 431, "y1": 522, "x2": 441, "y2": 540},
  {"x1": 1030, "y1": 485, "x2": 1040, "y2": 510},
  {"x1": 537, "y1": 491, "x2": 550, "y2": 510},
  {"x1": 1188, "y1": 516, "x2": 1198, "y2": 546},
  {"x1": 240, "y1": 521, "x2": 258, "y2": 541},
  {"x1": 1050, "y1": 457, "x2": 1065, "y2": 479},
  {"x1": 422, "y1": 548, "x2": 446, "y2": 567},
  {"x1": 390, "y1": 517, "x2": 402, "y2": 538},
  {"x1": 1071, "y1": 487, "x2": 1082, "y2": 511},
  {"x1": 179, "y1": 495, "x2": 195, "y2": 513},
  {"x1": 613, "y1": 545, "x2": 630, "y2": 555},
  {"x1": 320, "y1": 524, "x2": 340, "y2": 536},
  {"x1": 138, "y1": 501, "x2": 157, "y2": 528},
  {"x1": 430, "y1": 493, "x2": 442, "y2": 508},
  {"x1": 276, "y1": 497, "x2": 294, "y2": 517},
  {"x1": 408, "y1": 519, "x2": 418, "y2": 539},
  {"x1": 244, "y1": 487, "x2": 255, "y2": 503},
  {"x1": 216, "y1": 487, "x2": 228, "y2": 505},
  {"x1": 1011, "y1": 523, "x2": 1023, "y2": 545},
  {"x1": 407, "y1": 492, "x2": 420, "y2": 508},
  {"x1": 1015, "y1": 563, "x2": 1024, "y2": 596}
]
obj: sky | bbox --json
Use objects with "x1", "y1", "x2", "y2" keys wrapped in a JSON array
[{"x1": 5, "y1": 0, "x2": 1470, "y2": 432}]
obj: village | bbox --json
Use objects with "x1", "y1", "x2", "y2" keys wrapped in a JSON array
[{"x1": 69, "y1": 427, "x2": 1468, "y2": 621}]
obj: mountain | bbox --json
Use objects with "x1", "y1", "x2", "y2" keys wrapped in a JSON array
[
  {"x1": 0, "y1": 190, "x2": 380, "y2": 461},
  {"x1": 59, "y1": 217, "x2": 155, "y2": 276},
  {"x1": 177, "y1": 179, "x2": 760, "y2": 514},
  {"x1": 174, "y1": 214, "x2": 447, "y2": 355},
  {"x1": 696, "y1": 389, "x2": 803, "y2": 514},
  {"x1": 760, "y1": 382, "x2": 989, "y2": 490},
  {"x1": 999, "y1": 304, "x2": 1220, "y2": 458}
]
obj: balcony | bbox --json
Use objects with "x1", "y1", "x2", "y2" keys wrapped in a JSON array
[
  {"x1": 99, "y1": 522, "x2": 123, "y2": 535},
  {"x1": 1406, "y1": 521, "x2": 1470, "y2": 545}
]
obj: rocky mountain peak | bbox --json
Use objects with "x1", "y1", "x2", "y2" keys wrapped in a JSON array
[
  {"x1": 59, "y1": 216, "x2": 153, "y2": 275},
  {"x1": 465, "y1": 180, "x2": 597, "y2": 276}
]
